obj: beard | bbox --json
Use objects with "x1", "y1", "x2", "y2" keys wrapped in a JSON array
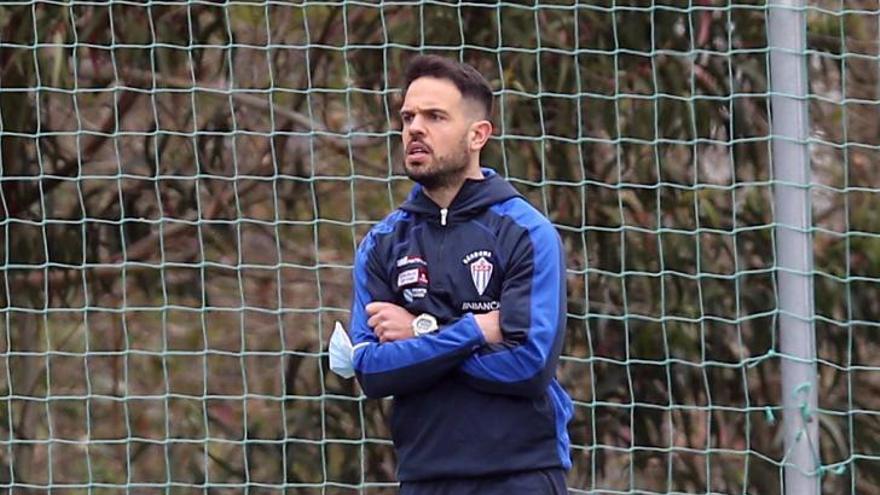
[{"x1": 404, "y1": 136, "x2": 470, "y2": 190}]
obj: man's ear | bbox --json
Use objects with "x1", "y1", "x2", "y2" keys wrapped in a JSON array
[{"x1": 468, "y1": 119, "x2": 493, "y2": 152}]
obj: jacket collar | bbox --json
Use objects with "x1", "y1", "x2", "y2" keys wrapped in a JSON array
[{"x1": 399, "y1": 167, "x2": 521, "y2": 225}]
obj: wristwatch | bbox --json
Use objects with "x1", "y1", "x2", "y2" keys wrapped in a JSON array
[{"x1": 412, "y1": 313, "x2": 439, "y2": 337}]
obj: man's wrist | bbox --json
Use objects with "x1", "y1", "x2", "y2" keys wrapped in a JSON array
[{"x1": 411, "y1": 313, "x2": 439, "y2": 337}]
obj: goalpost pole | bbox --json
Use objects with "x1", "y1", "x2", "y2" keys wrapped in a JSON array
[{"x1": 768, "y1": 1, "x2": 820, "y2": 493}]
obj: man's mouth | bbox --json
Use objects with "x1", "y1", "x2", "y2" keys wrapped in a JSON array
[{"x1": 407, "y1": 143, "x2": 431, "y2": 161}]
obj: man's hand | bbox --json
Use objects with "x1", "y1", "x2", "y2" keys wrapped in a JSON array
[
  {"x1": 366, "y1": 302, "x2": 416, "y2": 343},
  {"x1": 473, "y1": 310, "x2": 502, "y2": 344}
]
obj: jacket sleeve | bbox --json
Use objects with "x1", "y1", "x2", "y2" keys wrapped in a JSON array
[
  {"x1": 349, "y1": 230, "x2": 485, "y2": 399},
  {"x1": 458, "y1": 219, "x2": 567, "y2": 399}
]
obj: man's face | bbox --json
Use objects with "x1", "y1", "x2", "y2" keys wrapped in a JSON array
[{"x1": 400, "y1": 77, "x2": 473, "y2": 189}]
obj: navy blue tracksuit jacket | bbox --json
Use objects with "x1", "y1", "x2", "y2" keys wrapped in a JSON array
[{"x1": 349, "y1": 168, "x2": 573, "y2": 482}]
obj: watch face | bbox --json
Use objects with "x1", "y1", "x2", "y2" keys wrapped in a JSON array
[
  {"x1": 414, "y1": 315, "x2": 437, "y2": 335},
  {"x1": 415, "y1": 318, "x2": 433, "y2": 332}
]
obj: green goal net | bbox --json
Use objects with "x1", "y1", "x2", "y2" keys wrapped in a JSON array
[{"x1": 1, "y1": 1, "x2": 879, "y2": 493}]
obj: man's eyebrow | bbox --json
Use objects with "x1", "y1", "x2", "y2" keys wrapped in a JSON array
[{"x1": 399, "y1": 107, "x2": 449, "y2": 116}]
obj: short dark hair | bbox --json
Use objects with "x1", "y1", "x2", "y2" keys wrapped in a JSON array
[{"x1": 403, "y1": 55, "x2": 493, "y2": 120}]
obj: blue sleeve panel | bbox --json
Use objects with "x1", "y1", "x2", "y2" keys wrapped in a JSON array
[
  {"x1": 349, "y1": 225, "x2": 486, "y2": 399},
  {"x1": 459, "y1": 199, "x2": 567, "y2": 399}
]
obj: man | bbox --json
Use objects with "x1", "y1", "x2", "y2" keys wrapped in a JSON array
[{"x1": 348, "y1": 55, "x2": 572, "y2": 494}]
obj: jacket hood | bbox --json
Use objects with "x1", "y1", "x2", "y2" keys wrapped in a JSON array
[{"x1": 399, "y1": 168, "x2": 522, "y2": 225}]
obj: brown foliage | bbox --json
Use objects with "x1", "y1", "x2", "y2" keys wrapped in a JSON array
[{"x1": 0, "y1": 1, "x2": 878, "y2": 493}]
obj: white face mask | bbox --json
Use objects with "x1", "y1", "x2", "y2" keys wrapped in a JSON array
[{"x1": 328, "y1": 321, "x2": 356, "y2": 379}]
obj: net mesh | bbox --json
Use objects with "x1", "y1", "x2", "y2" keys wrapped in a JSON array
[{"x1": 1, "y1": 1, "x2": 879, "y2": 493}]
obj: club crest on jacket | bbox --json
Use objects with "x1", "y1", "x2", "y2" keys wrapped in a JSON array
[{"x1": 462, "y1": 250, "x2": 493, "y2": 296}]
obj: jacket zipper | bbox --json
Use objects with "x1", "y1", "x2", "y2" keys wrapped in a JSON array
[{"x1": 437, "y1": 208, "x2": 449, "y2": 295}]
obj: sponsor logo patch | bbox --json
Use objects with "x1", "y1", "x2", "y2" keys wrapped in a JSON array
[
  {"x1": 462, "y1": 300, "x2": 501, "y2": 312},
  {"x1": 396, "y1": 255, "x2": 427, "y2": 267},
  {"x1": 397, "y1": 268, "x2": 420, "y2": 288},
  {"x1": 403, "y1": 287, "x2": 428, "y2": 303}
]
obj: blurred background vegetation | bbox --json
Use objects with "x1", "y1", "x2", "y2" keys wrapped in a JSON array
[{"x1": 1, "y1": 0, "x2": 879, "y2": 493}]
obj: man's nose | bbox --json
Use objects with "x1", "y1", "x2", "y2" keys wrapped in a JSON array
[{"x1": 407, "y1": 115, "x2": 426, "y2": 136}]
